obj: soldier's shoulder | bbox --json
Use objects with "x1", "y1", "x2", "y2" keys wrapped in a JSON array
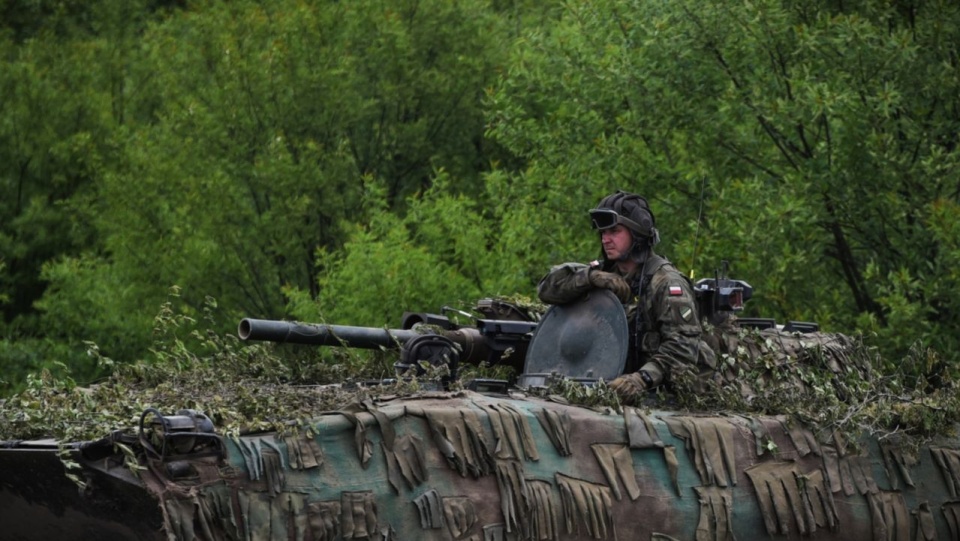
[
  {"x1": 649, "y1": 261, "x2": 693, "y2": 297},
  {"x1": 649, "y1": 258, "x2": 685, "y2": 281}
]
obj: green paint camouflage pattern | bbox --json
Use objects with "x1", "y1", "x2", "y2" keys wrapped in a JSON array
[{"x1": 6, "y1": 389, "x2": 956, "y2": 540}]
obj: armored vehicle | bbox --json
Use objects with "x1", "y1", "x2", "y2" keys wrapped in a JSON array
[{"x1": 1, "y1": 277, "x2": 958, "y2": 541}]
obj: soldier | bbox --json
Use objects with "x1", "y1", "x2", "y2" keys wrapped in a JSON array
[{"x1": 537, "y1": 191, "x2": 714, "y2": 402}]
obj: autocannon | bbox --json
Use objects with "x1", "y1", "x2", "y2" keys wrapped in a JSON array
[{"x1": 238, "y1": 298, "x2": 540, "y2": 379}]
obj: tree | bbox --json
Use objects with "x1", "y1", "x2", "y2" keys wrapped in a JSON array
[
  {"x1": 0, "y1": 0, "x2": 166, "y2": 329},
  {"x1": 31, "y1": 0, "x2": 516, "y2": 365},
  {"x1": 484, "y1": 0, "x2": 960, "y2": 362}
]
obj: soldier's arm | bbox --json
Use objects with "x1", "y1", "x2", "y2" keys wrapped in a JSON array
[
  {"x1": 537, "y1": 262, "x2": 594, "y2": 305},
  {"x1": 639, "y1": 277, "x2": 702, "y2": 385}
]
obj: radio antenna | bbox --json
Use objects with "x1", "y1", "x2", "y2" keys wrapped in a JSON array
[{"x1": 690, "y1": 175, "x2": 708, "y2": 278}]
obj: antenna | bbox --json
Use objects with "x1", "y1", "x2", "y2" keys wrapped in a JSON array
[{"x1": 690, "y1": 175, "x2": 708, "y2": 278}]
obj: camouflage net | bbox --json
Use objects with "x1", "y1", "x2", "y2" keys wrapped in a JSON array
[
  {"x1": 0, "y1": 299, "x2": 420, "y2": 445},
  {"x1": 1, "y1": 298, "x2": 958, "y2": 458},
  {"x1": 667, "y1": 319, "x2": 960, "y2": 453}
]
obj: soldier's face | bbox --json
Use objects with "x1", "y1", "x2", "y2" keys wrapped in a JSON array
[{"x1": 600, "y1": 225, "x2": 633, "y2": 261}]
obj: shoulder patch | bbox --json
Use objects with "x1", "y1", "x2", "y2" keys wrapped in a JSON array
[{"x1": 669, "y1": 285, "x2": 684, "y2": 296}]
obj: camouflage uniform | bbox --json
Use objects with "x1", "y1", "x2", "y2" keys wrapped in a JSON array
[{"x1": 538, "y1": 254, "x2": 711, "y2": 387}]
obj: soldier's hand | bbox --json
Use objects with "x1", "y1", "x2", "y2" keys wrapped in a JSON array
[
  {"x1": 588, "y1": 270, "x2": 632, "y2": 303},
  {"x1": 609, "y1": 372, "x2": 649, "y2": 403}
]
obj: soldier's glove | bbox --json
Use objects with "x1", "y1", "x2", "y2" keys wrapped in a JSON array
[
  {"x1": 588, "y1": 270, "x2": 632, "y2": 303},
  {"x1": 609, "y1": 371, "x2": 652, "y2": 403}
]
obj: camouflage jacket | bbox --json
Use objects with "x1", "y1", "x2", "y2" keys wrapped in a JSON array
[{"x1": 537, "y1": 255, "x2": 714, "y2": 386}]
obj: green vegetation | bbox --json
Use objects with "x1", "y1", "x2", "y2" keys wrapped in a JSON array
[{"x1": 2, "y1": 0, "x2": 959, "y2": 401}]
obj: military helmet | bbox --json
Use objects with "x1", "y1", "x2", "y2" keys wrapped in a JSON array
[{"x1": 589, "y1": 190, "x2": 659, "y2": 245}]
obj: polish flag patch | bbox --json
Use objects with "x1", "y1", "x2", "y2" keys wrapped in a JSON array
[{"x1": 669, "y1": 285, "x2": 683, "y2": 296}]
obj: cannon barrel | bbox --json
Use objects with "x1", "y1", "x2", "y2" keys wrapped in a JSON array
[
  {"x1": 238, "y1": 317, "x2": 535, "y2": 368},
  {"x1": 238, "y1": 318, "x2": 421, "y2": 349}
]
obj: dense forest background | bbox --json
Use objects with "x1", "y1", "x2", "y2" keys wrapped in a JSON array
[{"x1": 1, "y1": 0, "x2": 958, "y2": 395}]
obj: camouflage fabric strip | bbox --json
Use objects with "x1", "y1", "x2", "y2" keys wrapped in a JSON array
[
  {"x1": 526, "y1": 479, "x2": 560, "y2": 541},
  {"x1": 745, "y1": 461, "x2": 838, "y2": 536},
  {"x1": 867, "y1": 491, "x2": 910, "y2": 541},
  {"x1": 693, "y1": 486, "x2": 734, "y2": 541},
  {"x1": 943, "y1": 502, "x2": 960, "y2": 541},
  {"x1": 534, "y1": 408, "x2": 573, "y2": 456},
  {"x1": 913, "y1": 502, "x2": 936, "y2": 541},
  {"x1": 880, "y1": 442, "x2": 917, "y2": 490},
  {"x1": 664, "y1": 416, "x2": 737, "y2": 487},
  {"x1": 624, "y1": 407, "x2": 664, "y2": 449},
  {"x1": 442, "y1": 496, "x2": 477, "y2": 538},
  {"x1": 413, "y1": 489, "x2": 444, "y2": 529},
  {"x1": 283, "y1": 434, "x2": 323, "y2": 470},
  {"x1": 930, "y1": 447, "x2": 960, "y2": 498},
  {"x1": 341, "y1": 491, "x2": 377, "y2": 539},
  {"x1": 555, "y1": 472, "x2": 615, "y2": 540},
  {"x1": 307, "y1": 501, "x2": 341, "y2": 541},
  {"x1": 779, "y1": 417, "x2": 821, "y2": 457},
  {"x1": 494, "y1": 459, "x2": 528, "y2": 534},
  {"x1": 591, "y1": 443, "x2": 641, "y2": 501},
  {"x1": 480, "y1": 402, "x2": 539, "y2": 462}
]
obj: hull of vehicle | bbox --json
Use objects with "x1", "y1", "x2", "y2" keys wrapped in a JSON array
[
  {"x1": 1, "y1": 391, "x2": 957, "y2": 540},
  {"x1": 0, "y1": 442, "x2": 164, "y2": 540}
]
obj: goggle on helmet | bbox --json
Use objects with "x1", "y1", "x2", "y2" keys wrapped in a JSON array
[{"x1": 588, "y1": 191, "x2": 659, "y2": 244}]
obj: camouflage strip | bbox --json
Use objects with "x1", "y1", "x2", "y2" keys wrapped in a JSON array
[
  {"x1": 413, "y1": 489, "x2": 444, "y2": 529},
  {"x1": 930, "y1": 447, "x2": 960, "y2": 498},
  {"x1": 163, "y1": 496, "x2": 196, "y2": 541},
  {"x1": 237, "y1": 491, "x2": 287, "y2": 541},
  {"x1": 913, "y1": 502, "x2": 936, "y2": 541},
  {"x1": 831, "y1": 431, "x2": 850, "y2": 456},
  {"x1": 480, "y1": 402, "x2": 540, "y2": 462},
  {"x1": 867, "y1": 491, "x2": 910, "y2": 541},
  {"x1": 483, "y1": 523, "x2": 506, "y2": 541},
  {"x1": 880, "y1": 442, "x2": 917, "y2": 490},
  {"x1": 463, "y1": 408, "x2": 496, "y2": 474},
  {"x1": 590, "y1": 443, "x2": 641, "y2": 501},
  {"x1": 341, "y1": 491, "x2": 378, "y2": 540},
  {"x1": 284, "y1": 434, "x2": 323, "y2": 470},
  {"x1": 693, "y1": 486, "x2": 735, "y2": 541},
  {"x1": 664, "y1": 446, "x2": 682, "y2": 497},
  {"x1": 236, "y1": 436, "x2": 263, "y2": 481},
  {"x1": 235, "y1": 436, "x2": 286, "y2": 493},
  {"x1": 426, "y1": 408, "x2": 494, "y2": 478},
  {"x1": 535, "y1": 408, "x2": 573, "y2": 456},
  {"x1": 262, "y1": 449, "x2": 284, "y2": 495},
  {"x1": 383, "y1": 433, "x2": 428, "y2": 493},
  {"x1": 799, "y1": 470, "x2": 838, "y2": 532},
  {"x1": 494, "y1": 459, "x2": 530, "y2": 535},
  {"x1": 443, "y1": 496, "x2": 478, "y2": 539},
  {"x1": 943, "y1": 501, "x2": 960, "y2": 540},
  {"x1": 555, "y1": 472, "x2": 616, "y2": 540},
  {"x1": 193, "y1": 493, "x2": 218, "y2": 541},
  {"x1": 527, "y1": 479, "x2": 560, "y2": 541},
  {"x1": 842, "y1": 455, "x2": 879, "y2": 496},
  {"x1": 821, "y1": 445, "x2": 843, "y2": 493},
  {"x1": 664, "y1": 416, "x2": 737, "y2": 487},
  {"x1": 307, "y1": 500, "x2": 341, "y2": 541},
  {"x1": 353, "y1": 421, "x2": 374, "y2": 469},
  {"x1": 745, "y1": 461, "x2": 838, "y2": 536},
  {"x1": 624, "y1": 408, "x2": 664, "y2": 449},
  {"x1": 333, "y1": 400, "x2": 397, "y2": 469},
  {"x1": 196, "y1": 483, "x2": 240, "y2": 541},
  {"x1": 779, "y1": 417, "x2": 821, "y2": 458},
  {"x1": 742, "y1": 416, "x2": 770, "y2": 457},
  {"x1": 292, "y1": 493, "x2": 309, "y2": 541},
  {"x1": 383, "y1": 440, "x2": 403, "y2": 494}
]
